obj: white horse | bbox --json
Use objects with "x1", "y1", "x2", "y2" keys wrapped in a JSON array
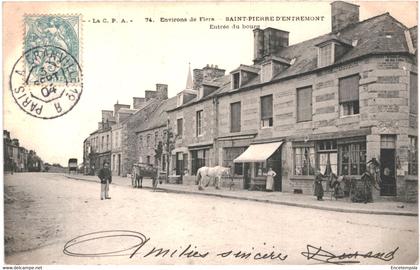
[{"x1": 196, "y1": 166, "x2": 231, "y2": 190}]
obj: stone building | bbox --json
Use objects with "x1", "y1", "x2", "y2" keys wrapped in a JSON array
[
  {"x1": 3, "y1": 130, "x2": 29, "y2": 172},
  {"x1": 111, "y1": 103, "x2": 136, "y2": 176},
  {"x1": 83, "y1": 110, "x2": 115, "y2": 175},
  {"x1": 122, "y1": 84, "x2": 169, "y2": 176},
  {"x1": 166, "y1": 2, "x2": 418, "y2": 202},
  {"x1": 133, "y1": 97, "x2": 177, "y2": 178},
  {"x1": 167, "y1": 64, "x2": 227, "y2": 184}
]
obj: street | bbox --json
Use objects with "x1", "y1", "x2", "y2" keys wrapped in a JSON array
[{"x1": 4, "y1": 173, "x2": 418, "y2": 265}]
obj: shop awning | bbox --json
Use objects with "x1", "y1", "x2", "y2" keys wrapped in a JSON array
[{"x1": 233, "y1": 141, "x2": 283, "y2": 163}]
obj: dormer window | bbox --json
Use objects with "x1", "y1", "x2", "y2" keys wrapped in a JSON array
[
  {"x1": 318, "y1": 43, "x2": 333, "y2": 68},
  {"x1": 176, "y1": 94, "x2": 183, "y2": 107},
  {"x1": 261, "y1": 62, "x2": 273, "y2": 83},
  {"x1": 317, "y1": 37, "x2": 353, "y2": 68},
  {"x1": 232, "y1": 72, "x2": 240, "y2": 89},
  {"x1": 198, "y1": 87, "x2": 204, "y2": 100},
  {"x1": 260, "y1": 57, "x2": 290, "y2": 83}
]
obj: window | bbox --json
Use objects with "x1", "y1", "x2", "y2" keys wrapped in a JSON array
[
  {"x1": 106, "y1": 135, "x2": 109, "y2": 150},
  {"x1": 196, "y1": 110, "x2": 203, "y2": 136},
  {"x1": 232, "y1": 72, "x2": 240, "y2": 89},
  {"x1": 177, "y1": 118, "x2": 183, "y2": 138},
  {"x1": 410, "y1": 73, "x2": 417, "y2": 114},
  {"x1": 147, "y1": 135, "x2": 150, "y2": 146},
  {"x1": 317, "y1": 140, "x2": 338, "y2": 176},
  {"x1": 112, "y1": 155, "x2": 115, "y2": 171},
  {"x1": 255, "y1": 162, "x2": 267, "y2": 177},
  {"x1": 146, "y1": 155, "x2": 150, "y2": 165},
  {"x1": 339, "y1": 141, "x2": 366, "y2": 175},
  {"x1": 294, "y1": 146, "x2": 315, "y2": 176},
  {"x1": 260, "y1": 94, "x2": 273, "y2": 128},
  {"x1": 138, "y1": 135, "x2": 143, "y2": 147},
  {"x1": 101, "y1": 136, "x2": 104, "y2": 150},
  {"x1": 339, "y1": 74, "x2": 360, "y2": 116},
  {"x1": 223, "y1": 147, "x2": 246, "y2": 176},
  {"x1": 191, "y1": 149, "x2": 209, "y2": 175},
  {"x1": 409, "y1": 136, "x2": 418, "y2": 175},
  {"x1": 230, "y1": 102, "x2": 241, "y2": 133},
  {"x1": 297, "y1": 86, "x2": 312, "y2": 122},
  {"x1": 318, "y1": 43, "x2": 333, "y2": 67},
  {"x1": 155, "y1": 131, "x2": 158, "y2": 146},
  {"x1": 162, "y1": 154, "x2": 166, "y2": 171}
]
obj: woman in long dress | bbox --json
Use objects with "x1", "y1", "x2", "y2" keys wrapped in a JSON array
[
  {"x1": 266, "y1": 167, "x2": 276, "y2": 192},
  {"x1": 314, "y1": 171, "x2": 324, "y2": 200}
]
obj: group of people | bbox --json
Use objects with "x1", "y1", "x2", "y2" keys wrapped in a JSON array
[{"x1": 96, "y1": 158, "x2": 380, "y2": 203}]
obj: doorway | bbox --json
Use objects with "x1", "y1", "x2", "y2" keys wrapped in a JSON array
[
  {"x1": 176, "y1": 152, "x2": 184, "y2": 176},
  {"x1": 243, "y1": 163, "x2": 251, "y2": 190},
  {"x1": 268, "y1": 147, "x2": 282, "y2": 191},
  {"x1": 117, "y1": 154, "x2": 121, "y2": 176},
  {"x1": 380, "y1": 149, "x2": 396, "y2": 196}
]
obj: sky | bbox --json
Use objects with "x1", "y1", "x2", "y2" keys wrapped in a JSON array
[{"x1": 3, "y1": 1, "x2": 418, "y2": 166}]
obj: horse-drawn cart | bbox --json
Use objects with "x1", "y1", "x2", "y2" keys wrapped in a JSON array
[{"x1": 131, "y1": 163, "x2": 158, "y2": 189}]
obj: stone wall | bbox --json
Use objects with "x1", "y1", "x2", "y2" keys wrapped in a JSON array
[
  {"x1": 217, "y1": 55, "x2": 418, "y2": 201},
  {"x1": 168, "y1": 98, "x2": 216, "y2": 173}
]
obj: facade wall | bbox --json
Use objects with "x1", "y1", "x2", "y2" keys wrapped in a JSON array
[
  {"x1": 168, "y1": 98, "x2": 216, "y2": 175},
  {"x1": 124, "y1": 102, "x2": 161, "y2": 177},
  {"x1": 136, "y1": 126, "x2": 166, "y2": 170},
  {"x1": 217, "y1": 55, "x2": 417, "y2": 201},
  {"x1": 111, "y1": 124, "x2": 123, "y2": 176}
]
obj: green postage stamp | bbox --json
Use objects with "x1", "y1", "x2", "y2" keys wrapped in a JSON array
[{"x1": 9, "y1": 15, "x2": 83, "y2": 119}]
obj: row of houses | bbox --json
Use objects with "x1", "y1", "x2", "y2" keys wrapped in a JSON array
[
  {"x1": 83, "y1": 1, "x2": 418, "y2": 202},
  {"x1": 4, "y1": 130, "x2": 43, "y2": 172}
]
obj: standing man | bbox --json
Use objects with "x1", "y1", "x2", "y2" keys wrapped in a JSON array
[{"x1": 98, "y1": 161, "x2": 112, "y2": 200}]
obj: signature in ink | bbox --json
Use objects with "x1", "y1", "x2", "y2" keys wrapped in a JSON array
[
  {"x1": 62, "y1": 230, "x2": 289, "y2": 262},
  {"x1": 301, "y1": 244, "x2": 399, "y2": 264},
  {"x1": 62, "y1": 230, "x2": 209, "y2": 259}
]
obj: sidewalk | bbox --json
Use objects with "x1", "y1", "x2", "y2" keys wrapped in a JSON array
[{"x1": 65, "y1": 173, "x2": 418, "y2": 216}]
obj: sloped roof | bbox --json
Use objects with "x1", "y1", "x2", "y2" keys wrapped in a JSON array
[
  {"x1": 409, "y1": 26, "x2": 418, "y2": 50},
  {"x1": 271, "y1": 13, "x2": 412, "y2": 81},
  {"x1": 134, "y1": 96, "x2": 177, "y2": 133},
  {"x1": 118, "y1": 108, "x2": 137, "y2": 114},
  {"x1": 169, "y1": 75, "x2": 230, "y2": 111},
  {"x1": 217, "y1": 13, "x2": 416, "y2": 96}
]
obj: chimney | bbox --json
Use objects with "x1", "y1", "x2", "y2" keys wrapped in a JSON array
[
  {"x1": 156, "y1": 84, "x2": 168, "y2": 100},
  {"x1": 114, "y1": 103, "x2": 130, "y2": 115},
  {"x1": 263, "y1": 28, "x2": 289, "y2": 57},
  {"x1": 193, "y1": 65, "x2": 225, "y2": 90},
  {"x1": 133, "y1": 97, "x2": 146, "y2": 109},
  {"x1": 193, "y1": 69, "x2": 204, "y2": 90},
  {"x1": 253, "y1": 28, "x2": 264, "y2": 63},
  {"x1": 101, "y1": 110, "x2": 113, "y2": 124},
  {"x1": 12, "y1": 138, "x2": 19, "y2": 147},
  {"x1": 145, "y1": 90, "x2": 157, "y2": 101},
  {"x1": 331, "y1": 1, "x2": 359, "y2": 33},
  {"x1": 253, "y1": 28, "x2": 289, "y2": 64}
]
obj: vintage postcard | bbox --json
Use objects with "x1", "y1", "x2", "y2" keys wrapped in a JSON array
[{"x1": 2, "y1": 0, "x2": 418, "y2": 268}]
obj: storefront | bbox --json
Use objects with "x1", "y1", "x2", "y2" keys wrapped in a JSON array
[{"x1": 233, "y1": 141, "x2": 283, "y2": 191}]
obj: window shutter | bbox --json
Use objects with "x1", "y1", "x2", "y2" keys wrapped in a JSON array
[
  {"x1": 339, "y1": 75, "x2": 360, "y2": 103},
  {"x1": 261, "y1": 95, "x2": 273, "y2": 119},
  {"x1": 297, "y1": 86, "x2": 312, "y2": 122},
  {"x1": 230, "y1": 102, "x2": 241, "y2": 132},
  {"x1": 410, "y1": 73, "x2": 418, "y2": 114},
  {"x1": 177, "y1": 118, "x2": 183, "y2": 136}
]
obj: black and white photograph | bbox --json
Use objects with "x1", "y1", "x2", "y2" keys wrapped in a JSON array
[{"x1": 2, "y1": 0, "x2": 419, "y2": 267}]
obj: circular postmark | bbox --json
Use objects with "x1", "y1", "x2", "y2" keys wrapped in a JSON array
[{"x1": 10, "y1": 45, "x2": 83, "y2": 119}]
